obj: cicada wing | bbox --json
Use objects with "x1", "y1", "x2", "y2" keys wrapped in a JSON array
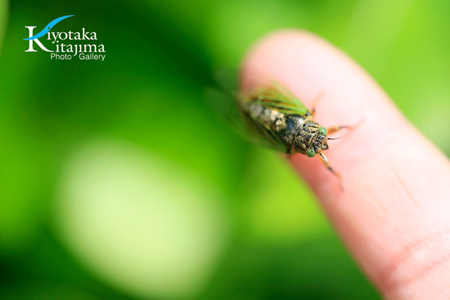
[
  {"x1": 206, "y1": 69, "x2": 301, "y2": 153},
  {"x1": 247, "y1": 82, "x2": 310, "y2": 116},
  {"x1": 206, "y1": 67, "x2": 242, "y2": 128},
  {"x1": 206, "y1": 67, "x2": 254, "y2": 139},
  {"x1": 213, "y1": 67, "x2": 240, "y2": 97},
  {"x1": 204, "y1": 87, "x2": 247, "y2": 135},
  {"x1": 272, "y1": 81, "x2": 310, "y2": 113},
  {"x1": 243, "y1": 113, "x2": 289, "y2": 152},
  {"x1": 205, "y1": 87, "x2": 288, "y2": 152}
]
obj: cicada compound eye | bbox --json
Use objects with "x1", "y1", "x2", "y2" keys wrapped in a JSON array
[
  {"x1": 306, "y1": 148, "x2": 316, "y2": 158},
  {"x1": 318, "y1": 127, "x2": 327, "y2": 136}
]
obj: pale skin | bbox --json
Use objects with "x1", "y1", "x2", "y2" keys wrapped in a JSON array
[{"x1": 241, "y1": 30, "x2": 450, "y2": 300}]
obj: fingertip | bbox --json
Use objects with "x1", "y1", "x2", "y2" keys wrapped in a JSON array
[
  {"x1": 241, "y1": 29, "x2": 407, "y2": 194},
  {"x1": 240, "y1": 29, "x2": 450, "y2": 296}
]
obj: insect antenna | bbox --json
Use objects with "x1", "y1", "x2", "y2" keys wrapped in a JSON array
[{"x1": 327, "y1": 137, "x2": 342, "y2": 140}]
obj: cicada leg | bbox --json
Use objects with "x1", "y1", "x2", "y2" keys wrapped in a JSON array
[
  {"x1": 326, "y1": 125, "x2": 352, "y2": 134},
  {"x1": 327, "y1": 118, "x2": 364, "y2": 134},
  {"x1": 318, "y1": 152, "x2": 343, "y2": 191},
  {"x1": 310, "y1": 92, "x2": 325, "y2": 117}
]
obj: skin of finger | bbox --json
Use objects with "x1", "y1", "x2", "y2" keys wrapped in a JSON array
[{"x1": 241, "y1": 30, "x2": 450, "y2": 299}]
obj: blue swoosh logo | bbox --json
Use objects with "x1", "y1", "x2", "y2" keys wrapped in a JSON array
[{"x1": 24, "y1": 15, "x2": 74, "y2": 40}]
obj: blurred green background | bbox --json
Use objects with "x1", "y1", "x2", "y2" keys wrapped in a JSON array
[{"x1": 1, "y1": 0, "x2": 450, "y2": 299}]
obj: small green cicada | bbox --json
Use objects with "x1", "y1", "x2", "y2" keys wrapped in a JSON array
[{"x1": 207, "y1": 69, "x2": 350, "y2": 185}]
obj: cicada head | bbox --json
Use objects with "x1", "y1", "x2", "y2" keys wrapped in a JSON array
[
  {"x1": 315, "y1": 126, "x2": 329, "y2": 151},
  {"x1": 304, "y1": 126, "x2": 329, "y2": 158}
]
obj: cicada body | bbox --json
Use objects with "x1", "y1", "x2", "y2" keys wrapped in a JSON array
[
  {"x1": 206, "y1": 69, "x2": 349, "y2": 185},
  {"x1": 241, "y1": 87, "x2": 330, "y2": 157}
]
